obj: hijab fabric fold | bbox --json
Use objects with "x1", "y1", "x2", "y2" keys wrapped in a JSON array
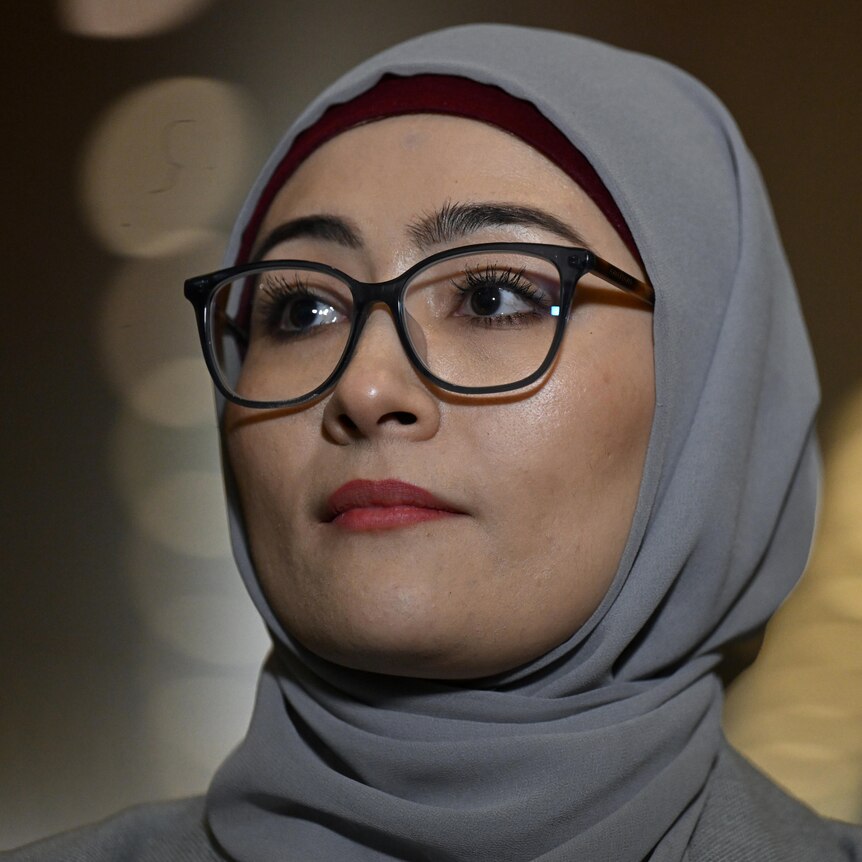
[{"x1": 206, "y1": 24, "x2": 820, "y2": 861}]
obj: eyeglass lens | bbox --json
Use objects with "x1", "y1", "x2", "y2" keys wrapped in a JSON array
[{"x1": 208, "y1": 250, "x2": 564, "y2": 403}]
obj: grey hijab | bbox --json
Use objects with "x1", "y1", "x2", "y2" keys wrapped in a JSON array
[{"x1": 206, "y1": 24, "x2": 821, "y2": 861}]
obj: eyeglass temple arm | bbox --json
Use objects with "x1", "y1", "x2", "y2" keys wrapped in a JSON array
[{"x1": 587, "y1": 253, "x2": 655, "y2": 306}]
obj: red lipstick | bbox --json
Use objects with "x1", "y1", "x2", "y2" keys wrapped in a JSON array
[{"x1": 325, "y1": 479, "x2": 464, "y2": 532}]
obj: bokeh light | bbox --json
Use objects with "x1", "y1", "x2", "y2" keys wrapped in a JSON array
[
  {"x1": 818, "y1": 575, "x2": 862, "y2": 621},
  {"x1": 108, "y1": 406, "x2": 220, "y2": 500},
  {"x1": 146, "y1": 594, "x2": 266, "y2": 668},
  {"x1": 129, "y1": 356, "x2": 215, "y2": 428},
  {"x1": 58, "y1": 0, "x2": 214, "y2": 39},
  {"x1": 725, "y1": 386, "x2": 862, "y2": 823},
  {"x1": 148, "y1": 675, "x2": 258, "y2": 796},
  {"x1": 119, "y1": 529, "x2": 267, "y2": 670},
  {"x1": 80, "y1": 78, "x2": 259, "y2": 257},
  {"x1": 97, "y1": 232, "x2": 224, "y2": 422},
  {"x1": 826, "y1": 388, "x2": 862, "y2": 563},
  {"x1": 131, "y1": 469, "x2": 230, "y2": 558}
]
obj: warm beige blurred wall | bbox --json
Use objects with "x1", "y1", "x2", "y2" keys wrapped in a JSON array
[{"x1": 1, "y1": 0, "x2": 860, "y2": 848}]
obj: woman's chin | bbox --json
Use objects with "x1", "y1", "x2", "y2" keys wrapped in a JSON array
[{"x1": 293, "y1": 619, "x2": 534, "y2": 680}]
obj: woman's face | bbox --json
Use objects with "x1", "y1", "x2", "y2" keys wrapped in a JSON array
[{"x1": 226, "y1": 115, "x2": 654, "y2": 679}]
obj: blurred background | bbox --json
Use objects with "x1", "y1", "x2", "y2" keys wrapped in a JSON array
[{"x1": 1, "y1": 0, "x2": 860, "y2": 848}]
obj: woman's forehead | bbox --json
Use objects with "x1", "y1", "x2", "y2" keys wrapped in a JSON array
[
  {"x1": 255, "y1": 115, "x2": 622, "y2": 259},
  {"x1": 266, "y1": 115, "x2": 579, "y2": 202}
]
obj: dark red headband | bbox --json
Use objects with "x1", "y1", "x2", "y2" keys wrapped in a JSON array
[{"x1": 236, "y1": 74, "x2": 640, "y2": 265}]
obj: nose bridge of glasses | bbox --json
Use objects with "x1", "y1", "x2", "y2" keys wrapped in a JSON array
[
  {"x1": 346, "y1": 267, "x2": 418, "y2": 345},
  {"x1": 349, "y1": 271, "x2": 405, "y2": 310},
  {"x1": 340, "y1": 268, "x2": 434, "y2": 386},
  {"x1": 347, "y1": 287, "x2": 414, "y2": 365}
]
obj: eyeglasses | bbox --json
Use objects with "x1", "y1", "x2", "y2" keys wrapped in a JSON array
[{"x1": 184, "y1": 242, "x2": 654, "y2": 409}]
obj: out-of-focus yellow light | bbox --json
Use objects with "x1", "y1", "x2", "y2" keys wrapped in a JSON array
[
  {"x1": 58, "y1": 0, "x2": 214, "y2": 39},
  {"x1": 824, "y1": 389, "x2": 862, "y2": 560},
  {"x1": 80, "y1": 78, "x2": 258, "y2": 257},
  {"x1": 756, "y1": 620, "x2": 862, "y2": 669},
  {"x1": 818, "y1": 574, "x2": 862, "y2": 621},
  {"x1": 725, "y1": 386, "x2": 862, "y2": 823},
  {"x1": 729, "y1": 665, "x2": 861, "y2": 714}
]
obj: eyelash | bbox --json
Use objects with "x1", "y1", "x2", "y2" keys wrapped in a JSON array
[
  {"x1": 256, "y1": 276, "x2": 333, "y2": 336},
  {"x1": 252, "y1": 264, "x2": 553, "y2": 337},
  {"x1": 454, "y1": 265, "x2": 550, "y2": 328}
]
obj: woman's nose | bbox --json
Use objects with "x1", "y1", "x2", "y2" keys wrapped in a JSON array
[{"x1": 321, "y1": 309, "x2": 441, "y2": 444}]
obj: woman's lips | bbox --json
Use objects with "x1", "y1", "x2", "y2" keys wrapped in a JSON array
[{"x1": 325, "y1": 479, "x2": 465, "y2": 532}]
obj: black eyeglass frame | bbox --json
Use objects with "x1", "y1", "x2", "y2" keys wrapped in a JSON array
[{"x1": 184, "y1": 242, "x2": 654, "y2": 409}]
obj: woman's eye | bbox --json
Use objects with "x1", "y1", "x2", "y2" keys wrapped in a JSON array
[
  {"x1": 451, "y1": 268, "x2": 550, "y2": 324},
  {"x1": 462, "y1": 283, "x2": 535, "y2": 317},
  {"x1": 253, "y1": 276, "x2": 349, "y2": 339},
  {"x1": 278, "y1": 295, "x2": 340, "y2": 333}
]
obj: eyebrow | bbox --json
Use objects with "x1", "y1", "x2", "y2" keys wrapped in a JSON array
[
  {"x1": 407, "y1": 201, "x2": 589, "y2": 250},
  {"x1": 251, "y1": 200, "x2": 589, "y2": 261},
  {"x1": 252, "y1": 215, "x2": 362, "y2": 260}
]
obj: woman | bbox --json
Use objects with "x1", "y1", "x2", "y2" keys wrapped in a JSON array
[{"x1": 7, "y1": 22, "x2": 861, "y2": 862}]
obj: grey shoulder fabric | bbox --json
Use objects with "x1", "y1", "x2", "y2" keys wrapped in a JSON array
[
  {"x1": 1, "y1": 797, "x2": 225, "y2": 862},
  {"x1": 689, "y1": 747, "x2": 862, "y2": 861},
  {"x1": 201, "y1": 22, "x2": 857, "y2": 862}
]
